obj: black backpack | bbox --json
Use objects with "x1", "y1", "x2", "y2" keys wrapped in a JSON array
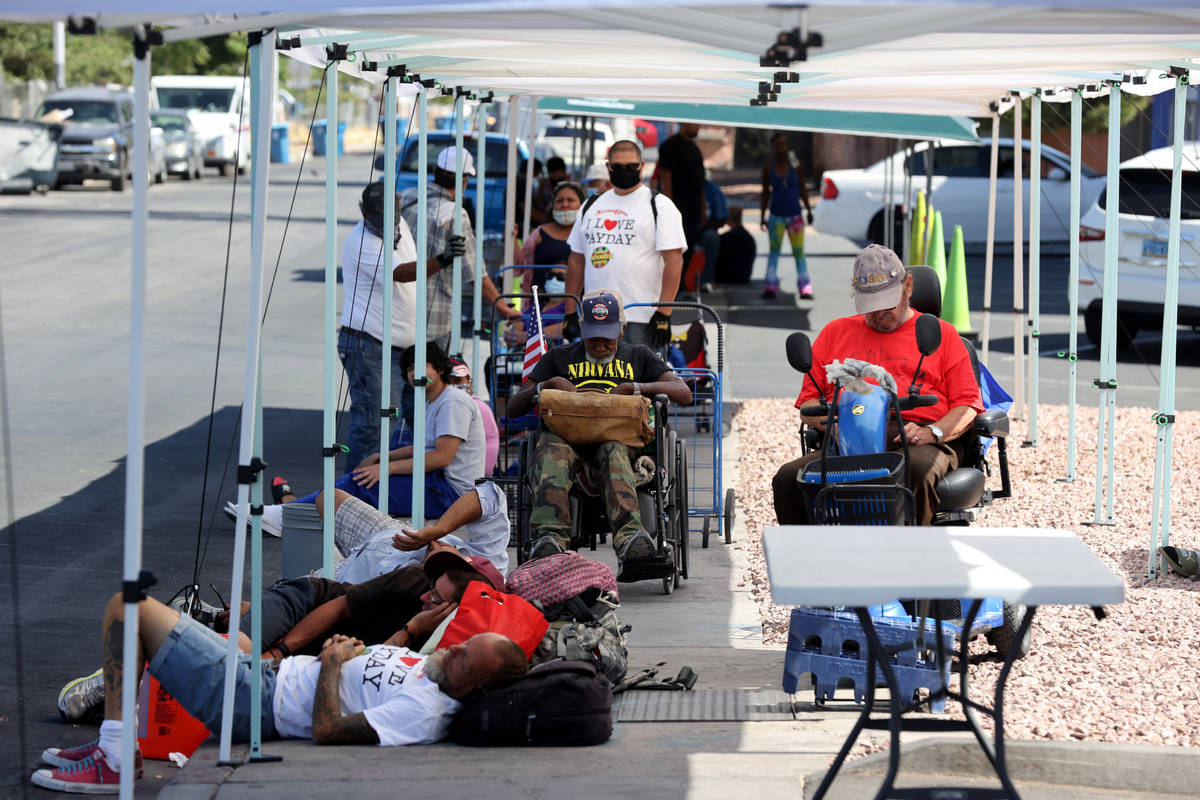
[{"x1": 448, "y1": 659, "x2": 614, "y2": 747}]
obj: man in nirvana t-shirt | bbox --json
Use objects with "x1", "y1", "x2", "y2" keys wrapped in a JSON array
[
  {"x1": 771, "y1": 245, "x2": 983, "y2": 527},
  {"x1": 508, "y1": 290, "x2": 692, "y2": 574},
  {"x1": 565, "y1": 139, "x2": 687, "y2": 354}
]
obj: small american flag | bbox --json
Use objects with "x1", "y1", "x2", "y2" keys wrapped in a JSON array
[{"x1": 522, "y1": 286, "x2": 548, "y2": 383}]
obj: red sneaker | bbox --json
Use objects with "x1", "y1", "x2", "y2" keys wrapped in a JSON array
[
  {"x1": 41, "y1": 738, "x2": 98, "y2": 768},
  {"x1": 35, "y1": 747, "x2": 142, "y2": 789}
]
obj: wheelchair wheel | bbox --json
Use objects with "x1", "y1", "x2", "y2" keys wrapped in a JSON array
[
  {"x1": 702, "y1": 516, "x2": 712, "y2": 548},
  {"x1": 675, "y1": 436, "x2": 689, "y2": 581},
  {"x1": 723, "y1": 488, "x2": 736, "y2": 544}
]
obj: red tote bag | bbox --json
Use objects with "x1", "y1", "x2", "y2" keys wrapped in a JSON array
[{"x1": 437, "y1": 581, "x2": 549, "y2": 659}]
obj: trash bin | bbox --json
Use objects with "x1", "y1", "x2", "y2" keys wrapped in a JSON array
[
  {"x1": 313, "y1": 120, "x2": 347, "y2": 157},
  {"x1": 269, "y1": 123, "x2": 289, "y2": 163},
  {"x1": 377, "y1": 116, "x2": 409, "y2": 145}
]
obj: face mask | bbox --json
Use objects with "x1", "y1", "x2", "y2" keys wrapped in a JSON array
[
  {"x1": 552, "y1": 209, "x2": 577, "y2": 225},
  {"x1": 544, "y1": 276, "x2": 566, "y2": 294},
  {"x1": 608, "y1": 162, "x2": 641, "y2": 190},
  {"x1": 586, "y1": 188, "x2": 599, "y2": 198}
]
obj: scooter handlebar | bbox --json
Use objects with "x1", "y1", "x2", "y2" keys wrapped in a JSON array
[{"x1": 800, "y1": 395, "x2": 938, "y2": 417}]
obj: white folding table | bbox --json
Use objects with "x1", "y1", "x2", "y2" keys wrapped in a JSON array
[{"x1": 763, "y1": 525, "x2": 1124, "y2": 800}]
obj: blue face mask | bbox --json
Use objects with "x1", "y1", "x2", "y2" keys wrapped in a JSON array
[
  {"x1": 544, "y1": 276, "x2": 566, "y2": 295},
  {"x1": 586, "y1": 188, "x2": 599, "y2": 198}
]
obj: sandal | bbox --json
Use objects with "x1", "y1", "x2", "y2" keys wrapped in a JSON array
[{"x1": 1160, "y1": 546, "x2": 1199, "y2": 578}]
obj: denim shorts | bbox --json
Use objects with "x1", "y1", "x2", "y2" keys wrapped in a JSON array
[{"x1": 148, "y1": 613, "x2": 279, "y2": 742}]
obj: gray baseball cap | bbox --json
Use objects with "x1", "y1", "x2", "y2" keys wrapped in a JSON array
[{"x1": 851, "y1": 244, "x2": 907, "y2": 314}]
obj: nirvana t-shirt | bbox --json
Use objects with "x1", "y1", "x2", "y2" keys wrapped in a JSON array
[
  {"x1": 567, "y1": 185, "x2": 686, "y2": 324},
  {"x1": 529, "y1": 340, "x2": 671, "y2": 393},
  {"x1": 273, "y1": 645, "x2": 459, "y2": 746}
]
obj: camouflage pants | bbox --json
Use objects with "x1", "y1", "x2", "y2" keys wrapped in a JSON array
[{"x1": 530, "y1": 431, "x2": 642, "y2": 551}]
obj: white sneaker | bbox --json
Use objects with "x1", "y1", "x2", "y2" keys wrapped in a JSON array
[{"x1": 223, "y1": 500, "x2": 283, "y2": 537}]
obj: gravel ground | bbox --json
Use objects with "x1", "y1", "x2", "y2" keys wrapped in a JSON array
[{"x1": 734, "y1": 398, "x2": 1200, "y2": 748}]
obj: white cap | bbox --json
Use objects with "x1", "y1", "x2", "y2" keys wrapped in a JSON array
[
  {"x1": 583, "y1": 162, "x2": 608, "y2": 183},
  {"x1": 436, "y1": 146, "x2": 476, "y2": 176}
]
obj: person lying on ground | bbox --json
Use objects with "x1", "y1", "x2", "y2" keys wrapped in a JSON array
[
  {"x1": 34, "y1": 592, "x2": 526, "y2": 793},
  {"x1": 507, "y1": 288, "x2": 691, "y2": 573},
  {"x1": 229, "y1": 342, "x2": 486, "y2": 535},
  {"x1": 56, "y1": 546, "x2": 506, "y2": 725}
]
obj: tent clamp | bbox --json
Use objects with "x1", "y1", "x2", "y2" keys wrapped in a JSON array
[
  {"x1": 759, "y1": 81, "x2": 781, "y2": 95},
  {"x1": 411, "y1": 377, "x2": 430, "y2": 387},
  {"x1": 1092, "y1": 378, "x2": 1118, "y2": 390},
  {"x1": 132, "y1": 27, "x2": 163, "y2": 59},
  {"x1": 325, "y1": 43, "x2": 349, "y2": 62},
  {"x1": 774, "y1": 71, "x2": 799, "y2": 84},
  {"x1": 380, "y1": 407, "x2": 400, "y2": 419},
  {"x1": 456, "y1": 87, "x2": 473, "y2": 98},
  {"x1": 249, "y1": 504, "x2": 263, "y2": 516},
  {"x1": 67, "y1": 16, "x2": 97, "y2": 35},
  {"x1": 441, "y1": 86, "x2": 455, "y2": 97},
  {"x1": 237, "y1": 457, "x2": 268, "y2": 485},
  {"x1": 750, "y1": 99, "x2": 767, "y2": 107},
  {"x1": 1168, "y1": 66, "x2": 1190, "y2": 83},
  {"x1": 1152, "y1": 412, "x2": 1175, "y2": 426},
  {"x1": 478, "y1": 92, "x2": 495, "y2": 103},
  {"x1": 760, "y1": 26, "x2": 822, "y2": 67},
  {"x1": 386, "y1": 65, "x2": 407, "y2": 79},
  {"x1": 474, "y1": 327, "x2": 489, "y2": 338},
  {"x1": 1055, "y1": 350, "x2": 1078, "y2": 363},
  {"x1": 323, "y1": 444, "x2": 349, "y2": 458},
  {"x1": 1123, "y1": 73, "x2": 1147, "y2": 86},
  {"x1": 122, "y1": 570, "x2": 157, "y2": 603},
  {"x1": 361, "y1": 61, "x2": 378, "y2": 73},
  {"x1": 275, "y1": 34, "x2": 302, "y2": 51}
]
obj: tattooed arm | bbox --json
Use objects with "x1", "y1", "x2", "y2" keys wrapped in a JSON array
[{"x1": 311, "y1": 635, "x2": 380, "y2": 745}]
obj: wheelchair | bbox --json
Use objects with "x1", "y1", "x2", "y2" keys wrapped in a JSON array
[{"x1": 514, "y1": 393, "x2": 689, "y2": 595}]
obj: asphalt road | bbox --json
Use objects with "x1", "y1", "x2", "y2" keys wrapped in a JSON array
[{"x1": 1, "y1": 154, "x2": 1198, "y2": 797}]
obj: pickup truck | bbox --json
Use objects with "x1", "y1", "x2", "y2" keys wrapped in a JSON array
[{"x1": 376, "y1": 131, "x2": 530, "y2": 243}]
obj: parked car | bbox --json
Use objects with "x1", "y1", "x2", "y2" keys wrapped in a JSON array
[
  {"x1": 376, "y1": 131, "x2": 531, "y2": 242},
  {"x1": 37, "y1": 86, "x2": 134, "y2": 191},
  {"x1": 151, "y1": 75, "x2": 250, "y2": 176},
  {"x1": 1077, "y1": 144, "x2": 1200, "y2": 349},
  {"x1": 151, "y1": 109, "x2": 204, "y2": 180},
  {"x1": 813, "y1": 138, "x2": 1106, "y2": 247}
]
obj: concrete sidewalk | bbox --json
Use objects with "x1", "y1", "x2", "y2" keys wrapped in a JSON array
[{"x1": 158, "y1": 423, "x2": 1198, "y2": 800}]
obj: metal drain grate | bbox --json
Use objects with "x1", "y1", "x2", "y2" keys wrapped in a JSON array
[{"x1": 614, "y1": 689, "x2": 797, "y2": 722}]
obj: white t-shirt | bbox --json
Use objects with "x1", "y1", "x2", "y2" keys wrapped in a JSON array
[
  {"x1": 567, "y1": 185, "x2": 687, "y2": 324},
  {"x1": 426, "y1": 385, "x2": 486, "y2": 496},
  {"x1": 272, "y1": 645, "x2": 460, "y2": 746},
  {"x1": 340, "y1": 219, "x2": 419, "y2": 347}
]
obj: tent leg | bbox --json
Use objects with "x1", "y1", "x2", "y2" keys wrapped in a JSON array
[
  {"x1": 322, "y1": 59, "x2": 339, "y2": 571},
  {"x1": 1064, "y1": 90, "x2": 1082, "y2": 483},
  {"x1": 218, "y1": 30, "x2": 273, "y2": 766},
  {"x1": 1026, "y1": 94, "x2": 1042, "y2": 447},
  {"x1": 119, "y1": 30, "x2": 152, "y2": 800},
  {"x1": 378, "y1": 76, "x2": 396, "y2": 514},
  {"x1": 1011, "y1": 95, "x2": 1026, "y2": 421},
  {"x1": 1091, "y1": 85, "x2": 1121, "y2": 526},
  {"x1": 472, "y1": 100, "x2": 489, "y2": 396},
  {"x1": 451, "y1": 91, "x2": 466, "y2": 357},
  {"x1": 981, "y1": 109, "x2": 1000, "y2": 364},
  {"x1": 412, "y1": 85, "x2": 429, "y2": 529},
  {"x1": 1148, "y1": 72, "x2": 1188, "y2": 576}
]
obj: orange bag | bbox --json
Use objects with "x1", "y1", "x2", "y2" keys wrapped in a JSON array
[
  {"x1": 137, "y1": 671, "x2": 210, "y2": 760},
  {"x1": 437, "y1": 581, "x2": 550, "y2": 658},
  {"x1": 539, "y1": 388, "x2": 652, "y2": 448}
]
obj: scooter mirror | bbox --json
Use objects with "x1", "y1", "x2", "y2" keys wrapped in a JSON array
[
  {"x1": 785, "y1": 332, "x2": 813, "y2": 374},
  {"x1": 915, "y1": 313, "x2": 942, "y2": 356}
]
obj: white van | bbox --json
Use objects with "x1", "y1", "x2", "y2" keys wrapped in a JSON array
[{"x1": 151, "y1": 75, "x2": 250, "y2": 175}]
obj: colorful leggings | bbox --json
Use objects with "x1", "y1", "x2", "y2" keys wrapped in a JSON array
[{"x1": 765, "y1": 212, "x2": 809, "y2": 287}]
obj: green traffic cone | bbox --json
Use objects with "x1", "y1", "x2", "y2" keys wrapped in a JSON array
[
  {"x1": 943, "y1": 224, "x2": 975, "y2": 336},
  {"x1": 911, "y1": 191, "x2": 926, "y2": 266},
  {"x1": 927, "y1": 210, "x2": 947, "y2": 301}
]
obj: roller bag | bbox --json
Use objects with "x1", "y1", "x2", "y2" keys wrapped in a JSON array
[{"x1": 449, "y1": 659, "x2": 613, "y2": 747}]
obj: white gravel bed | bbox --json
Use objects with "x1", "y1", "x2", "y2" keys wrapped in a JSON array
[{"x1": 733, "y1": 398, "x2": 1200, "y2": 748}]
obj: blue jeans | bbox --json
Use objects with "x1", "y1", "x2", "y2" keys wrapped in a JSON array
[
  {"x1": 699, "y1": 229, "x2": 720, "y2": 286},
  {"x1": 293, "y1": 469, "x2": 460, "y2": 518},
  {"x1": 149, "y1": 614, "x2": 279, "y2": 742},
  {"x1": 338, "y1": 328, "x2": 415, "y2": 474},
  {"x1": 623, "y1": 321, "x2": 668, "y2": 359}
]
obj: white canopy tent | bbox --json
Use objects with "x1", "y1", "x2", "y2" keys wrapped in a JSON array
[{"x1": 5, "y1": 3, "x2": 1200, "y2": 796}]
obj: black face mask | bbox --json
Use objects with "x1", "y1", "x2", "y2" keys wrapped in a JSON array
[{"x1": 608, "y1": 162, "x2": 641, "y2": 190}]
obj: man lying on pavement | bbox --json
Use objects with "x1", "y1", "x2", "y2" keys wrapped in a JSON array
[
  {"x1": 34, "y1": 588, "x2": 527, "y2": 793},
  {"x1": 58, "y1": 546, "x2": 505, "y2": 723}
]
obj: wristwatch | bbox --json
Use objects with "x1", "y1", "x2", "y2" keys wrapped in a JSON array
[
  {"x1": 632, "y1": 382, "x2": 642, "y2": 395},
  {"x1": 928, "y1": 424, "x2": 944, "y2": 443}
]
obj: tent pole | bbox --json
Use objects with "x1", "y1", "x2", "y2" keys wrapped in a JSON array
[
  {"x1": 451, "y1": 90, "x2": 465, "y2": 356},
  {"x1": 472, "y1": 100, "x2": 488, "y2": 394},
  {"x1": 247, "y1": 363, "x2": 275, "y2": 761},
  {"x1": 119, "y1": 30, "x2": 151, "y2": 800},
  {"x1": 901, "y1": 140, "x2": 912, "y2": 264},
  {"x1": 1149, "y1": 71, "x2": 1188, "y2": 576},
  {"x1": 1092, "y1": 84, "x2": 1121, "y2": 526},
  {"x1": 924, "y1": 142, "x2": 936, "y2": 258},
  {"x1": 1065, "y1": 90, "x2": 1082, "y2": 482},
  {"x1": 412, "y1": 84, "x2": 429, "y2": 529},
  {"x1": 219, "y1": 30, "x2": 272, "y2": 766},
  {"x1": 378, "y1": 77, "x2": 396, "y2": 514},
  {"x1": 322, "y1": 58, "x2": 339, "y2": 573},
  {"x1": 981, "y1": 107, "x2": 999, "y2": 364},
  {"x1": 1026, "y1": 92, "x2": 1042, "y2": 447},
  {"x1": 504, "y1": 97, "x2": 520, "y2": 289},
  {"x1": 883, "y1": 139, "x2": 893, "y2": 250},
  {"x1": 522, "y1": 97, "x2": 539, "y2": 239},
  {"x1": 1011, "y1": 95, "x2": 1026, "y2": 421}
]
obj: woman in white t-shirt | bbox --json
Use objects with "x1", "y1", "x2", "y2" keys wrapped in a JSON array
[{"x1": 564, "y1": 140, "x2": 687, "y2": 352}]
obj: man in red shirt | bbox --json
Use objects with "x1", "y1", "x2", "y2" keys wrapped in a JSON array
[{"x1": 772, "y1": 245, "x2": 983, "y2": 526}]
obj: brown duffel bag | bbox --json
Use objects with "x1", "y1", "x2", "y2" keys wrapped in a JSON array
[{"x1": 539, "y1": 388, "x2": 653, "y2": 448}]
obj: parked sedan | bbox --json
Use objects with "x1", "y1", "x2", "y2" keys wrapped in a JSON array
[
  {"x1": 813, "y1": 139, "x2": 1106, "y2": 247},
  {"x1": 151, "y1": 109, "x2": 204, "y2": 180},
  {"x1": 1078, "y1": 144, "x2": 1200, "y2": 349}
]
